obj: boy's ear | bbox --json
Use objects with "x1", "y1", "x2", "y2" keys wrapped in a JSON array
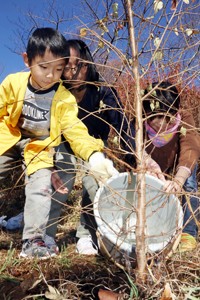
[{"x1": 22, "y1": 52, "x2": 29, "y2": 67}]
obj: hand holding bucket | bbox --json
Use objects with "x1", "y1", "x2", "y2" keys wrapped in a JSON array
[{"x1": 93, "y1": 172, "x2": 183, "y2": 266}]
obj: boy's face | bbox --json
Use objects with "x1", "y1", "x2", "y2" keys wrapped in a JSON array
[{"x1": 23, "y1": 50, "x2": 66, "y2": 90}]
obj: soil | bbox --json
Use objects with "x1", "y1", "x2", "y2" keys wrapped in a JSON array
[{"x1": 0, "y1": 171, "x2": 199, "y2": 300}]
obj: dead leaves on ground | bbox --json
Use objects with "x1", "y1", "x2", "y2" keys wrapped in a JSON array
[
  {"x1": 98, "y1": 288, "x2": 127, "y2": 300},
  {"x1": 160, "y1": 283, "x2": 176, "y2": 300}
]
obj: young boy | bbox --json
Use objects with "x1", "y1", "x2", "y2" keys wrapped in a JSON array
[
  {"x1": 143, "y1": 81, "x2": 200, "y2": 252},
  {"x1": 0, "y1": 27, "x2": 117, "y2": 259}
]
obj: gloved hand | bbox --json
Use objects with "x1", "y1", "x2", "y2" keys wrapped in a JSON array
[
  {"x1": 89, "y1": 152, "x2": 119, "y2": 183},
  {"x1": 163, "y1": 166, "x2": 191, "y2": 194},
  {"x1": 144, "y1": 155, "x2": 166, "y2": 182}
]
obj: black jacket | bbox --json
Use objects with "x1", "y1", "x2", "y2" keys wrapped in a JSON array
[{"x1": 78, "y1": 84, "x2": 135, "y2": 164}]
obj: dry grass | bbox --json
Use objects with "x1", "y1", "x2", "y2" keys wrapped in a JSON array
[
  {"x1": 0, "y1": 227, "x2": 199, "y2": 299},
  {"x1": 0, "y1": 169, "x2": 199, "y2": 300}
]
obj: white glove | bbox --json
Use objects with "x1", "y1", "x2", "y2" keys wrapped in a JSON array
[{"x1": 89, "y1": 152, "x2": 119, "y2": 183}]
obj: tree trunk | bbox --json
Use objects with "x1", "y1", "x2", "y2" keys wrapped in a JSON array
[{"x1": 124, "y1": 0, "x2": 147, "y2": 282}]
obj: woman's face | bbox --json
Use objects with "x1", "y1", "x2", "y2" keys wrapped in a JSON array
[{"x1": 63, "y1": 47, "x2": 88, "y2": 88}]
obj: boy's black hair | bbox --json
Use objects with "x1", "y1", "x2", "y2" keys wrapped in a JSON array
[
  {"x1": 143, "y1": 81, "x2": 180, "y2": 116},
  {"x1": 26, "y1": 27, "x2": 69, "y2": 64},
  {"x1": 65, "y1": 39, "x2": 99, "y2": 82}
]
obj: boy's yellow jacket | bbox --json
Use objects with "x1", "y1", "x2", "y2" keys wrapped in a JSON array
[{"x1": 0, "y1": 72, "x2": 104, "y2": 175}]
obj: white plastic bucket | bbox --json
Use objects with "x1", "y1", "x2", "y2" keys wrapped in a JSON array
[{"x1": 93, "y1": 172, "x2": 183, "y2": 265}]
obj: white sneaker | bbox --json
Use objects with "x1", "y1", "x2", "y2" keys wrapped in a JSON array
[{"x1": 76, "y1": 236, "x2": 98, "y2": 255}]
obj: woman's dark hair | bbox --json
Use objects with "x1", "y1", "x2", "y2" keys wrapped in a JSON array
[
  {"x1": 65, "y1": 39, "x2": 99, "y2": 82},
  {"x1": 26, "y1": 27, "x2": 69, "y2": 64},
  {"x1": 143, "y1": 81, "x2": 180, "y2": 116}
]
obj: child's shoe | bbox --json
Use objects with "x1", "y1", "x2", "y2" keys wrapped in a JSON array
[
  {"x1": 20, "y1": 238, "x2": 57, "y2": 259},
  {"x1": 178, "y1": 233, "x2": 197, "y2": 253},
  {"x1": 44, "y1": 234, "x2": 59, "y2": 254}
]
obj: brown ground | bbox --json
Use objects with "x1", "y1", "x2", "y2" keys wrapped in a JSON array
[{"x1": 0, "y1": 172, "x2": 199, "y2": 300}]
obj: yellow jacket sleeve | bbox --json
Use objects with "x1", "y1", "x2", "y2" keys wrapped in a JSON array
[{"x1": 52, "y1": 85, "x2": 104, "y2": 161}]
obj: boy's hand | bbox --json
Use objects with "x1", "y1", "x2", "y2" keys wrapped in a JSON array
[
  {"x1": 89, "y1": 152, "x2": 119, "y2": 184},
  {"x1": 51, "y1": 170, "x2": 68, "y2": 194}
]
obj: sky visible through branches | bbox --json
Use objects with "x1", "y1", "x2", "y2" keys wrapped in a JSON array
[{"x1": 0, "y1": 0, "x2": 199, "y2": 86}]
